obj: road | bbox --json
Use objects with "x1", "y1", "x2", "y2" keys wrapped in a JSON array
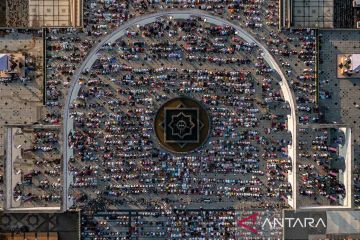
[{"x1": 62, "y1": 9, "x2": 299, "y2": 210}]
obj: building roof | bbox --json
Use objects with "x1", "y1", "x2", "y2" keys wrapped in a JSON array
[
  {"x1": 0, "y1": 54, "x2": 9, "y2": 71},
  {"x1": 351, "y1": 54, "x2": 360, "y2": 71}
]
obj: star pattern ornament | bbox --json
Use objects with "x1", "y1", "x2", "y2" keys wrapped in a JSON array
[
  {"x1": 169, "y1": 112, "x2": 196, "y2": 139},
  {"x1": 154, "y1": 97, "x2": 210, "y2": 153}
]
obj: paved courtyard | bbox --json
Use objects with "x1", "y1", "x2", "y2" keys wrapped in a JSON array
[
  {"x1": 318, "y1": 29, "x2": 360, "y2": 206},
  {"x1": 0, "y1": 31, "x2": 44, "y2": 209},
  {"x1": 6, "y1": 127, "x2": 61, "y2": 209}
]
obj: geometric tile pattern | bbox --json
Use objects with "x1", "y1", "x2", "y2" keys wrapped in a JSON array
[
  {"x1": 292, "y1": 0, "x2": 333, "y2": 28},
  {"x1": 0, "y1": 212, "x2": 79, "y2": 239},
  {"x1": 29, "y1": 0, "x2": 70, "y2": 27}
]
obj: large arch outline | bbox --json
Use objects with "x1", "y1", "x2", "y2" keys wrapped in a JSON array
[{"x1": 62, "y1": 9, "x2": 299, "y2": 210}]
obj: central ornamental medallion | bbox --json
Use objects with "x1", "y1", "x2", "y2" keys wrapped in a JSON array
[{"x1": 154, "y1": 97, "x2": 210, "y2": 153}]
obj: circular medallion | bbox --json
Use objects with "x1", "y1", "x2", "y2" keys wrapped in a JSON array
[{"x1": 154, "y1": 97, "x2": 210, "y2": 153}]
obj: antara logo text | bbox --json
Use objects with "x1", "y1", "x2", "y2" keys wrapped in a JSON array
[{"x1": 236, "y1": 212, "x2": 326, "y2": 234}]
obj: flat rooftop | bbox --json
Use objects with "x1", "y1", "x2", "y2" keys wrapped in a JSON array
[
  {"x1": 337, "y1": 54, "x2": 360, "y2": 79},
  {"x1": 0, "y1": 0, "x2": 82, "y2": 28},
  {"x1": 284, "y1": 0, "x2": 357, "y2": 28},
  {"x1": 292, "y1": 0, "x2": 334, "y2": 28}
]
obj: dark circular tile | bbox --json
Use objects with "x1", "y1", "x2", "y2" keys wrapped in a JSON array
[
  {"x1": 27, "y1": 215, "x2": 39, "y2": 225},
  {"x1": 154, "y1": 96, "x2": 210, "y2": 153},
  {"x1": 0, "y1": 215, "x2": 11, "y2": 225}
]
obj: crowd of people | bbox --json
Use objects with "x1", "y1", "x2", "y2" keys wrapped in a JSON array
[
  {"x1": 82, "y1": 210, "x2": 282, "y2": 240},
  {"x1": 13, "y1": 129, "x2": 61, "y2": 207},
  {"x1": 66, "y1": 17, "x2": 293, "y2": 216},
  {"x1": 45, "y1": 0, "x2": 318, "y2": 124},
  {"x1": 0, "y1": 0, "x2": 350, "y2": 238},
  {"x1": 0, "y1": 1, "x2": 357, "y2": 238},
  {"x1": 298, "y1": 128, "x2": 346, "y2": 206},
  {"x1": 42, "y1": 1, "x2": 326, "y2": 238},
  {"x1": 4, "y1": 0, "x2": 28, "y2": 27}
]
